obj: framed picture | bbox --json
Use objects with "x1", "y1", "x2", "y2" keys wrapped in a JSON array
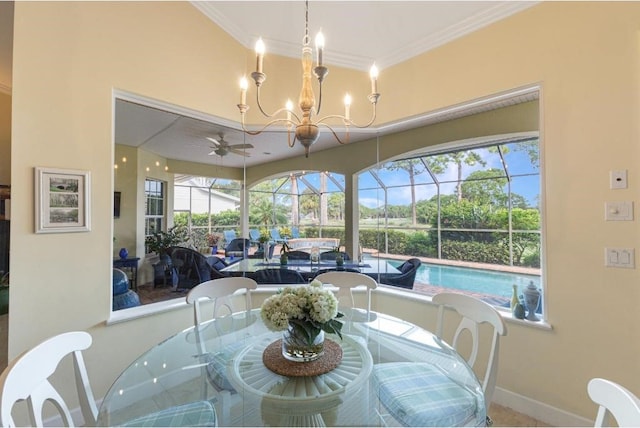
[
  {"x1": 114, "y1": 191, "x2": 121, "y2": 218},
  {"x1": 35, "y1": 167, "x2": 91, "y2": 233}
]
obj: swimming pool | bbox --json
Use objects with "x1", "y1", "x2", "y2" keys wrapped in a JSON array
[{"x1": 383, "y1": 258, "x2": 541, "y2": 299}]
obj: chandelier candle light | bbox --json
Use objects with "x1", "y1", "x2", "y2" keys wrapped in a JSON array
[{"x1": 237, "y1": 0, "x2": 381, "y2": 157}]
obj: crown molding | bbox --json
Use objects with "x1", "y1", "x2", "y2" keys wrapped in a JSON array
[
  {"x1": 378, "y1": 2, "x2": 538, "y2": 70},
  {"x1": 192, "y1": 1, "x2": 538, "y2": 72}
]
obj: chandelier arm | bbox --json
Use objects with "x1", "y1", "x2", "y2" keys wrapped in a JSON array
[
  {"x1": 317, "y1": 103, "x2": 378, "y2": 129},
  {"x1": 288, "y1": 131, "x2": 297, "y2": 148},
  {"x1": 240, "y1": 117, "x2": 300, "y2": 136},
  {"x1": 317, "y1": 123, "x2": 350, "y2": 145},
  {"x1": 254, "y1": 88, "x2": 296, "y2": 119}
]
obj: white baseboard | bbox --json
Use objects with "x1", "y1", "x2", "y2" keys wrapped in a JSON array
[{"x1": 493, "y1": 386, "x2": 593, "y2": 427}]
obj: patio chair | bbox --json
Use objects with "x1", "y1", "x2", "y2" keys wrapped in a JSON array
[
  {"x1": 250, "y1": 268, "x2": 306, "y2": 284},
  {"x1": 378, "y1": 258, "x2": 420, "y2": 289},
  {"x1": 249, "y1": 229, "x2": 261, "y2": 246},
  {"x1": 225, "y1": 238, "x2": 249, "y2": 258},
  {"x1": 223, "y1": 230, "x2": 237, "y2": 245},
  {"x1": 0, "y1": 331, "x2": 217, "y2": 427},
  {"x1": 291, "y1": 226, "x2": 301, "y2": 239},
  {"x1": 285, "y1": 250, "x2": 310, "y2": 261},
  {"x1": 270, "y1": 228, "x2": 287, "y2": 244},
  {"x1": 588, "y1": 378, "x2": 640, "y2": 427},
  {"x1": 167, "y1": 246, "x2": 213, "y2": 289},
  {"x1": 320, "y1": 250, "x2": 351, "y2": 261}
]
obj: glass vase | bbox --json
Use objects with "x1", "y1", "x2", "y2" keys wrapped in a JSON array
[{"x1": 282, "y1": 324, "x2": 325, "y2": 362}]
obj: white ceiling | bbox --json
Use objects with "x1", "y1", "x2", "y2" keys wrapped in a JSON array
[{"x1": 2, "y1": 1, "x2": 539, "y2": 168}]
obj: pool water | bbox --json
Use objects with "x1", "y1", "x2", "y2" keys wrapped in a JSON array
[{"x1": 385, "y1": 259, "x2": 541, "y2": 299}]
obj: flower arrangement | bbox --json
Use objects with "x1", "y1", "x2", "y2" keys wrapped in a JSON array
[
  {"x1": 205, "y1": 232, "x2": 221, "y2": 246},
  {"x1": 261, "y1": 280, "x2": 344, "y2": 345}
]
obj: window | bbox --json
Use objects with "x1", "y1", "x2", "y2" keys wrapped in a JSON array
[
  {"x1": 144, "y1": 179, "x2": 165, "y2": 239},
  {"x1": 172, "y1": 175, "x2": 242, "y2": 250},
  {"x1": 359, "y1": 137, "x2": 542, "y2": 313}
]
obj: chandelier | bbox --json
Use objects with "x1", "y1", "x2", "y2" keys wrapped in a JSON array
[{"x1": 237, "y1": 0, "x2": 381, "y2": 157}]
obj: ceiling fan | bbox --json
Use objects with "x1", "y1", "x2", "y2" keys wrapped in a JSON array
[{"x1": 206, "y1": 134, "x2": 253, "y2": 157}]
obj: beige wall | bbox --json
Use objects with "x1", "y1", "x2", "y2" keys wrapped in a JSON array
[
  {"x1": 9, "y1": 1, "x2": 640, "y2": 424},
  {"x1": 0, "y1": 92, "x2": 9, "y2": 185}
]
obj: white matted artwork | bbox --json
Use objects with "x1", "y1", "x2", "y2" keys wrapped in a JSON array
[{"x1": 35, "y1": 167, "x2": 91, "y2": 233}]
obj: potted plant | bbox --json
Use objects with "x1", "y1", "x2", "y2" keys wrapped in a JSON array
[
  {"x1": 334, "y1": 245, "x2": 344, "y2": 267},
  {"x1": 205, "y1": 232, "x2": 221, "y2": 255},
  {"x1": 280, "y1": 242, "x2": 290, "y2": 266},
  {"x1": 144, "y1": 225, "x2": 185, "y2": 257},
  {"x1": 145, "y1": 226, "x2": 185, "y2": 286}
]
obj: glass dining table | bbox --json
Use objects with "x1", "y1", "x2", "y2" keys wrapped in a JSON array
[
  {"x1": 220, "y1": 257, "x2": 401, "y2": 280},
  {"x1": 97, "y1": 308, "x2": 485, "y2": 427}
]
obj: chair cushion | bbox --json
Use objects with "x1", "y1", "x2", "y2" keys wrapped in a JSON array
[
  {"x1": 400, "y1": 262, "x2": 414, "y2": 274},
  {"x1": 122, "y1": 400, "x2": 217, "y2": 427},
  {"x1": 372, "y1": 362, "x2": 482, "y2": 427},
  {"x1": 204, "y1": 341, "x2": 247, "y2": 392}
]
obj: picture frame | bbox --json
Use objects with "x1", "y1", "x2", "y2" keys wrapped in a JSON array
[
  {"x1": 114, "y1": 191, "x2": 121, "y2": 218},
  {"x1": 35, "y1": 167, "x2": 91, "y2": 234}
]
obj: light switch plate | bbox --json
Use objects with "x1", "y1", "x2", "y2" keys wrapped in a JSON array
[
  {"x1": 605, "y1": 201, "x2": 634, "y2": 221},
  {"x1": 605, "y1": 247, "x2": 635, "y2": 268}
]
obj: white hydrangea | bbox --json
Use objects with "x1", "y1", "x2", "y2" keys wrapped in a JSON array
[{"x1": 260, "y1": 283, "x2": 341, "y2": 331}]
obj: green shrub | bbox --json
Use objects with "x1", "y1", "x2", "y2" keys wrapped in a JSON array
[{"x1": 441, "y1": 240, "x2": 510, "y2": 265}]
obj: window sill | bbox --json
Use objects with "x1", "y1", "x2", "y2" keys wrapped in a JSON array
[
  {"x1": 375, "y1": 285, "x2": 553, "y2": 331},
  {"x1": 107, "y1": 298, "x2": 188, "y2": 325}
]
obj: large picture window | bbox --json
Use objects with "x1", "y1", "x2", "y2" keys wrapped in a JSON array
[{"x1": 359, "y1": 137, "x2": 541, "y2": 312}]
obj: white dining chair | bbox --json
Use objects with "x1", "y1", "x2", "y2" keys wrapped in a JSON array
[
  {"x1": 0, "y1": 331, "x2": 217, "y2": 427},
  {"x1": 314, "y1": 271, "x2": 377, "y2": 313},
  {"x1": 372, "y1": 292, "x2": 506, "y2": 427},
  {"x1": 433, "y1": 292, "x2": 507, "y2": 412},
  {"x1": 185, "y1": 277, "x2": 257, "y2": 326},
  {"x1": 588, "y1": 377, "x2": 640, "y2": 427},
  {"x1": 185, "y1": 277, "x2": 257, "y2": 425}
]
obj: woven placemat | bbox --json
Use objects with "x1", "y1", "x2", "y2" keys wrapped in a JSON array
[{"x1": 263, "y1": 339, "x2": 343, "y2": 377}]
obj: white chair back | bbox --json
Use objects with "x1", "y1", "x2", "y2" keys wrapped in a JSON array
[
  {"x1": 314, "y1": 271, "x2": 377, "y2": 313},
  {"x1": 0, "y1": 331, "x2": 98, "y2": 427},
  {"x1": 588, "y1": 378, "x2": 640, "y2": 427},
  {"x1": 432, "y1": 292, "x2": 507, "y2": 409},
  {"x1": 186, "y1": 277, "x2": 258, "y2": 326}
]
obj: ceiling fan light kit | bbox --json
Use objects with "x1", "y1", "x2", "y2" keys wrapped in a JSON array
[
  {"x1": 207, "y1": 134, "x2": 253, "y2": 157},
  {"x1": 236, "y1": 0, "x2": 381, "y2": 158}
]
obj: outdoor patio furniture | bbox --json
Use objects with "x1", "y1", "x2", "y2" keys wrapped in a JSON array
[
  {"x1": 270, "y1": 228, "x2": 287, "y2": 244},
  {"x1": 285, "y1": 250, "x2": 310, "y2": 261},
  {"x1": 249, "y1": 268, "x2": 306, "y2": 284},
  {"x1": 320, "y1": 250, "x2": 351, "y2": 261},
  {"x1": 225, "y1": 238, "x2": 249, "y2": 258},
  {"x1": 377, "y1": 258, "x2": 420, "y2": 289},
  {"x1": 223, "y1": 230, "x2": 237, "y2": 245}
]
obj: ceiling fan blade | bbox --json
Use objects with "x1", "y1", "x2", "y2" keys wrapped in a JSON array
[
  {"x1": 229, "y1": 148, "x2": 251, "y2": 157},
  {"x1": 206, "y1": 137, "x2": 221, "y2": 146},
  {"x1": 207, "y1": 149, "x2": 219, "y2": 156},
  {"x1": 228, "y1": 143, "x2": 254, "y2": 150}
]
